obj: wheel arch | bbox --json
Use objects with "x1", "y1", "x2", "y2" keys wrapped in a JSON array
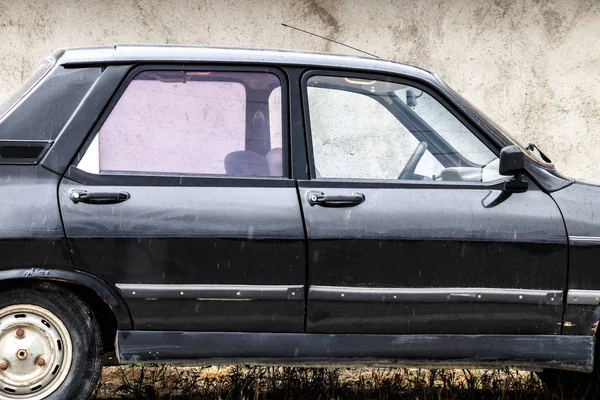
[{"x1": 0, "y1": 268, "x2": 133, "y2": 333}]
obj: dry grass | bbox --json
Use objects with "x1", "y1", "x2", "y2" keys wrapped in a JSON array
[{"x1": 93, "y1": 365, "x2": 564, "y2": 400}]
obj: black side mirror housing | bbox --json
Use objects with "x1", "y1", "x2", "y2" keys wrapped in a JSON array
[
  {"x1": 406, "y1": 90, "x2": 418, "y2": 107},
  {"x1": 499, "y1": 145, "x2": 525, "y2": 176},
  {"x1": 499, "y1": 145, "x2": 528, "y2": 193}
]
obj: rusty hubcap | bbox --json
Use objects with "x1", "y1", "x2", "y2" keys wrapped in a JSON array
[
  {"x1": 15, "y1": 350, "x2": 27, "y2": 361},
  {"x1": 0, "y1": 304, "x2": 73, "y2": 399}
]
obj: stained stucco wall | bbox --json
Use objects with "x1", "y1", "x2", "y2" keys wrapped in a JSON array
[{"x1": 0, "y1": 0, "x2": 598, "y2": 179}]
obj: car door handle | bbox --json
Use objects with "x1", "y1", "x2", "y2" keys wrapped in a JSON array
[
  {"x1": 307, "y1": 191, "x2": 365, "y2": 207},
  {"x1": 70, "y1": 189, "x2": 130, "y2": 205}
]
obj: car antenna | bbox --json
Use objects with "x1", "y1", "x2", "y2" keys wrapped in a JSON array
[{"x1": 281, "y1": 23, "x2": 381, "y2": 59}]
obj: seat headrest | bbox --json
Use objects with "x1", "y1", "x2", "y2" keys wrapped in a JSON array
[
  {"x1": 265, "y1": 147, "x2": 283, "y2": 177},
  {"x1": 224, "y1": 151, "x2": 270, "y2": 176}
]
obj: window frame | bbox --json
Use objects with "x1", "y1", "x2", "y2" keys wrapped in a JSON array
[
  {"x1": 66, "y1": 64, "x2": 291, "y2": 187},
  {"x1": 300, "y1": 69, "x2": 511, "y2": 189}
]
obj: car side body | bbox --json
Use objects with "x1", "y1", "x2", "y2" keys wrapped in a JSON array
[{"x1": 0, "y1": 46, "x2": 599, "y2": 398}]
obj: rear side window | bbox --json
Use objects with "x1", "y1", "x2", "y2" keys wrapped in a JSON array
[{"x1": 78, "y1": 70, "x2": 284, "y2": 178}]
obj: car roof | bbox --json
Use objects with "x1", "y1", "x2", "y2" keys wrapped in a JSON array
[{"x1": 55, "y1": 45, "x2": 436, "y2": 83}]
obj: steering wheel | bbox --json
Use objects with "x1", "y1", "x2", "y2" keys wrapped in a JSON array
[{"x1": 398, "y1": 142, "x2": 428, "y2": 180}]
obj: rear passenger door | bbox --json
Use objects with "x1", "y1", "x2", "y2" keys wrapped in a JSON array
[{"x1": 58, "y1": 66, "x2": 306, "y2": 332}]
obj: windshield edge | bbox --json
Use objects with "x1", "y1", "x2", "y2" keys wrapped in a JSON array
[{"x1": 432, "y1": 73, "x2": 554, "y2": 168}]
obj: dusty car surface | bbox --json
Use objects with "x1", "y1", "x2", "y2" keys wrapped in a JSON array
[{"x1": 0, "y1": 45, "x2": 598, "y2": 399}]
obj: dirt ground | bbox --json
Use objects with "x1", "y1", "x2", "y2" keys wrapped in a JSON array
[{"x1": 93, "y1": 365, "x2": 564, "y2": 400}]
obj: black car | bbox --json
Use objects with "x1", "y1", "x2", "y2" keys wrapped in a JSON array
[{"x1": 0, "y1": 45, "x2": 597, "y2": 399}]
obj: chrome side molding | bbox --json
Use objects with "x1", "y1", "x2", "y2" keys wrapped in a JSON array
[
  {"x1": 566, "y1": 290, "x2": 600, "y2": 305},
  {"x1": 569, "y1": 236, "x2": 600, "y2": 245},
  {"x1": 116, "y1": 283, "x2": 304, "y2": 301},
  {"x1": 309, "y1": 286, "x2": 562, "y2": 305}
]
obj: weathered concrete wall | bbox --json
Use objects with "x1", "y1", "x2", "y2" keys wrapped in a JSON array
[{"x1": 0, "y1": 0, "x2": 598, "y2": 178}]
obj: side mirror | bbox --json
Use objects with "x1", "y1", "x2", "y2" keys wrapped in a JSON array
[
  {"x1": 499, "y1": 145, "x2": 528, "y2": 193},
  {"x1": 406, "y1": 90, "x2": 419, "y2": 108},
  {"x1": 499, "y1": 145, "x2": 525, "y2": 176}
]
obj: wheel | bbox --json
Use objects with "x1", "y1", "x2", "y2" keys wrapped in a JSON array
[{"x1": 0, "y1": 283, "x2": 103, "y2": 400}]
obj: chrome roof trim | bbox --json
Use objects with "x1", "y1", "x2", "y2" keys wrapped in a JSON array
[{"x1": 56, "y1": 45, "x2": 434, "y2": 81}]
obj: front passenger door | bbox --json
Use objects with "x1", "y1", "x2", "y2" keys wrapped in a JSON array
[{"x1": 299, "y1": 72, "x2": 567, "y2": 335}]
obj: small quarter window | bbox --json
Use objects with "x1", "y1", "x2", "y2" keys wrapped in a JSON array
[{"x1": 78, "y1": 70, "x2": 284, "y2": 178}]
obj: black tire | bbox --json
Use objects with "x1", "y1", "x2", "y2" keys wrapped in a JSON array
[{"x1": 0, "y1": 282, "x2": 103, "y2": 400}]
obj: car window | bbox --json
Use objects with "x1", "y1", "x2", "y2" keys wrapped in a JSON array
[
  {"x1": 394, "y1": 88, "x2": 495, "y2": 166},
  {"x1": 305, "y1": 75, "x2": 503, "y2": 183},
  {"x1": 269, "y1": 86, "x2": 282, "y2": 150},
  {"x1": 78, "y1": 70, "x2": 284, "y2": 178}
]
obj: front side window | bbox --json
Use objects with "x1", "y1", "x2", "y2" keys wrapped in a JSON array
[
  {"x1": 305, "y1": 75, "x2": 502, "y2": 183},
  {"x1": 78, "y1": 70, "x2": 283, "y2": 178}
]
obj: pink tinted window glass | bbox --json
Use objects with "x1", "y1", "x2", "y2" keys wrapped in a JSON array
[
  {"x1": 269, "y1": 87, "x2": 282, "y2": 150},
  {"x1": 94, "y1": 71, "x2": 282, "y2": 176}
]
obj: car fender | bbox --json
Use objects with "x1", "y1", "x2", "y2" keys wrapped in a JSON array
[{"x1": 0, "y1": 268, "x2": 133, "y2": 329}]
